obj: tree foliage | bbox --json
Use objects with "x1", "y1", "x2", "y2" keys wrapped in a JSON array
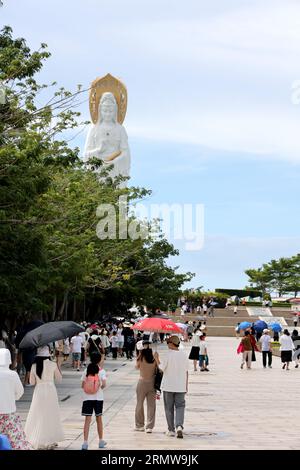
[{"x1": 245, "y1": 254, "x2": 300, "y2": 297}]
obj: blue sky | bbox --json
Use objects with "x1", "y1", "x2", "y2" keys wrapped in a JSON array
[{"x1": 2, "y1": 0, "x2": 300, "y2": 290}]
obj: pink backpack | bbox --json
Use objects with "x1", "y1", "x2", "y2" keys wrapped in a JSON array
[{"x1": 83, "y1": 374, "x2": 101, "y2": 394}]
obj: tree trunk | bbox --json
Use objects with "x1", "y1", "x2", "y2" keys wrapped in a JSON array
[
  {"x1": 65, "y1": 293, "x2": 69, "y2": 321},
  {"x1": 58, "y1": 290, "x2": 68, "y2": 320},
  {"x1": 72, "y1": 297, "x2": 76, "y2": 321},
  {"x1": 52, "y1": 294, "x2": 57, "y2": 321}
]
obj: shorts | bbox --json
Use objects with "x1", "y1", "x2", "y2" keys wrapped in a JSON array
[
  {"x1": 117, "y1": 341, "x2": 124, "y2": 348},
  {"x1": 81, "y1": 400, "x2": 103, "y2": 417},
  {"x1": 72, "y1": 352, "x2": 81, "y2": 361},
  {"x1": 199, "y1": 355, "x2": 209, "y2": 367}
]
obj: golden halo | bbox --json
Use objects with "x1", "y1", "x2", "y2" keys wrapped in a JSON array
[{"x1": 89, "y1": 73, "x2": 127, "y2": 124}]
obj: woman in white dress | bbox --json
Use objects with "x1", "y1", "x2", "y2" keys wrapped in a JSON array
[{"x1": 24, "y1": 345, "x2": 64, "y2": 449}]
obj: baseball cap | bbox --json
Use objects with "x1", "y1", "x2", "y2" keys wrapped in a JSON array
[{"x1": 167, "y1": 335, "x2": 180, "y2": 346}]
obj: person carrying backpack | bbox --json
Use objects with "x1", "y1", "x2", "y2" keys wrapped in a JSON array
[{"x1": 81, "y1": 353, "x2": 107, "y2": 450}]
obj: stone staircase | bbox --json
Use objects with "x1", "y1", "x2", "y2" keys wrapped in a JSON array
[{"x1": 169, "y1": 307, "x2": 295, "y2": 337}]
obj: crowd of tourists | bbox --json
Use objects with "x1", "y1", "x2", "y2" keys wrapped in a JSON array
[
  {"x1": 180, "y1": 297, "x2": 217, "y2": 317},
  {"x1": 237, "y1": 326, "x2": 300, "y2": 371},
  {"x1": 1, "y1": 313, "x2": 300, "y2": 451},
  {"x1": 0, "y1": 320, "x2": 138, "y2": 450},
  {"x1": 0, "y1": 317, "x2": 206, "y2": 450}
]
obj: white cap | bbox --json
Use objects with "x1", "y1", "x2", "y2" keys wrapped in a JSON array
[{"x1": 36, "y1": 345, "x2": 50, "y2": 357}]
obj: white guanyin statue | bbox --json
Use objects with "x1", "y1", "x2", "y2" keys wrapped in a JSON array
[{"x1": 83, "y1": 74, "x2": 131, "y2": 184}]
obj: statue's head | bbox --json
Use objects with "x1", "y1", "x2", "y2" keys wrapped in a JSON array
[{"x1": 98, "y1": 92, "x2": 117, "y2": 123}]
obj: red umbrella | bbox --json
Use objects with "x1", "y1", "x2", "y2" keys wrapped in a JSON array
[{"x1": 131, "y1": 317, "x2": 182, "y2": 334}]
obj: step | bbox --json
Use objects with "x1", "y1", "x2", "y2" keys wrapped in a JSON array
[{"x1": 204, "y1": 326, "x2": 238, "y2": 337}]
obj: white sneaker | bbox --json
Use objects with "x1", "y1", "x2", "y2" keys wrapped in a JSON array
[
  {"x1": 176, "y1": 426, "x2": 183, "y2": 438},
  {"x1": 166, "y1": 431, "x2": 175, "y2": 437},
  {"x1": 134, "y1": 427, "x2": 145, "y2": 431},
  {"x1": 145, "y1": 428, "x2": 152, "y2": 433}
]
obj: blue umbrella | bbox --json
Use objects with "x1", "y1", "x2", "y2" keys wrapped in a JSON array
[
  {"x1": 239, "y1": 321, "x2": 252, "y2": 330},
  {"x1": 253, "y1": 320, "x2": 268, "y2": 332},
  {"x1": 269, "y1": 322, "x2": 282, "y2": 333}
]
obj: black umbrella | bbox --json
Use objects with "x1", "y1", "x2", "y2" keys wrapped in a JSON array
[
  {"x1": 19, "y1": 321, "x2": 84, "y2": 349},
  {"x1": 15, "y1": 320, "x2": 44, "y2": 349}
]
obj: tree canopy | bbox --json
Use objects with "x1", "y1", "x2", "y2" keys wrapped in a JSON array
[{"x1": 245, "y1": 254, "x2": 300, "y2": 297}]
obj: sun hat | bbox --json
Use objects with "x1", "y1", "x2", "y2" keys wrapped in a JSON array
[
  {"x1": 167, "y1": 335, "x2": 180, "y2": 346},
  {"x1": 263, "y1": 328, "x2": 269, "y2": 333}
]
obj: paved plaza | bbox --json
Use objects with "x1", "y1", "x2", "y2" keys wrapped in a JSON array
[{"x1": 17, "y1": 337, "x2": 300, "y2": 450}]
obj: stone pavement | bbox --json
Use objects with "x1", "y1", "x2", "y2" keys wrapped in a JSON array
[{"x1": 17, "y1": 337, "x2": 300, "y2": 450}]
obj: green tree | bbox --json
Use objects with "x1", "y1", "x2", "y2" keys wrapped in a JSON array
[
  {"x1": 245, "y1": 254, "x2": 300, "y2": 297},
  {"x1": 244, "y1": 267, "x2": 273, "y2": 295}
]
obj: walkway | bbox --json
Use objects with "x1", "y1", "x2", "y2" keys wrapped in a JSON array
[{"x1": 17, "y1": 337, "x2": 300, "y2": 450}]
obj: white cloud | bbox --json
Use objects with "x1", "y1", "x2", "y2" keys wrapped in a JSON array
[
  {"x1": 101, "y1": 2, "x2": 300, "y2": 73},
  {"x1": 102, "y1": 1, "x2": 300, "y2": 162},
  {"x1": 127, "y1": 106, "x2": 300, "y2": 163},
  {"x1": 4, "y1": 0, "x2": 300, "y2": 162}
]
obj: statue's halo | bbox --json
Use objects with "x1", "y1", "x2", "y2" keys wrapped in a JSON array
[{"x1": 89, "y1": 73, "x2": 127, "y2": 124}]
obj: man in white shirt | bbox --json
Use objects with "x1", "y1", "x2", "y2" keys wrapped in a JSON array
[
  {"x1": 258, "y1": 329, "x2": 273, "y2": 368},
  {"x1": 71, "y1": 333, "x2": 83, "y2": 371},
  {"x1": 158, "y1": 335, "x2": 189, "y2": 439},
  {"x1": 79, "y1": 331, "x2": 90, "y2": 366}
]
